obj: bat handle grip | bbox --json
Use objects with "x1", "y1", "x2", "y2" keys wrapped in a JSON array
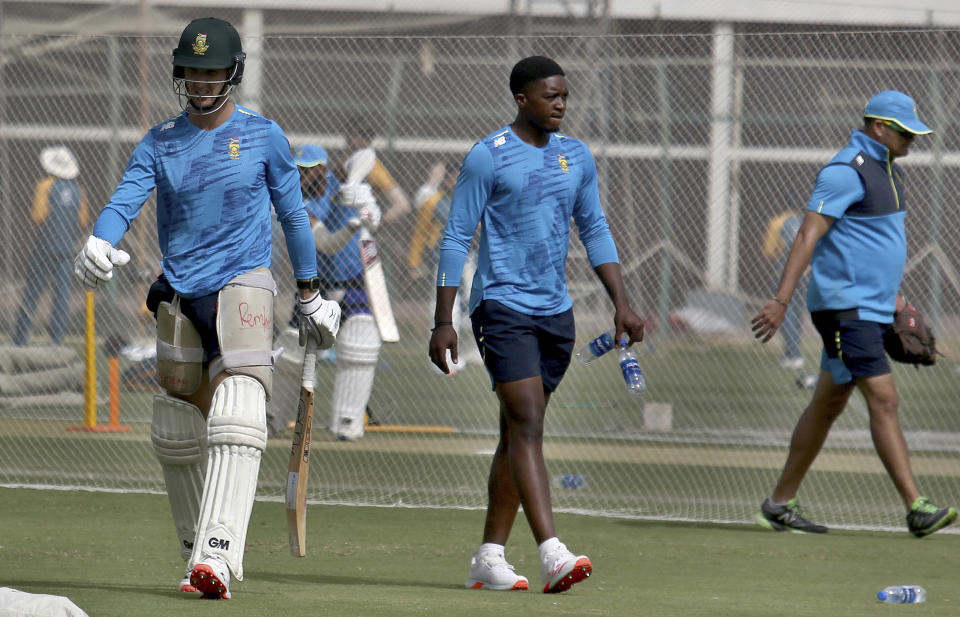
[{"x1": 301, "y1": 338, "x2": 317, "y2": 388}]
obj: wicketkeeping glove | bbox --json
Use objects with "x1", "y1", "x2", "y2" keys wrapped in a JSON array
[
  {"x1": 297, "y1": 291, "x2": 341, "y2": 350},
  {"x1": 882, "y1": 303, "x2": 937, "y2": 366},
  {"x1": 73, "y1": 235, "x2": 130, "y2": 289}
]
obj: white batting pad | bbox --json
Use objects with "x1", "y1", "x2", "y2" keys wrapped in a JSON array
[
  {"x1": 189, "y1": 375, "x2": 268, "y2": 581},
  {"x1": 331, "y1": 314, "x2": 381, "y2": 439},
  {"x1": 150, "y1": 394, "x2": 206, "y2": 561}
]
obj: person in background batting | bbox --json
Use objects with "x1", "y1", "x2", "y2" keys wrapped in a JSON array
[
  {"x1": 72, "y1": 17, "x2": 341, "y2": 599},
  {"x1": 429, "y1": 56, "x2": 645, "y2": 593},
  {"x1": 293, "y1": 144, "x2": 384, "y2": 441},
  {"x1": 751, "y1": 90, "x2": 956, "y2": 537}
]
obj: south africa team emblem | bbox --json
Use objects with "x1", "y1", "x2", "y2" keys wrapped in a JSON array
[
  {"x1": 229, "y1": 138, "x2": 240, "y2": 160},
  {"x1": 193, "y1": 34, "x2": 209, "y2": 55},
  {"x1": 558, "y1": 154, "x2": 569, "y2": 173}
]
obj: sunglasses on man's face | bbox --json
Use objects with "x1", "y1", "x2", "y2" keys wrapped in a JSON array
[{"x1": 881, "y1": 120, "x2": 915, "y2": 139}]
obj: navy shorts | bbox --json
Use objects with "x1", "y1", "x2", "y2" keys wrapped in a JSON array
[
  {"x1": 470, "y1": 300, "x2": 575, "y2": 393},
  {"x1": 811, "y1": 310, "x2": 891, "y2": 384},
  {"x1": 146, "y1": 275, "x2": 221, "y2": 365}
]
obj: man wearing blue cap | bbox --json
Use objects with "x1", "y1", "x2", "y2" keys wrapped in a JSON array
[
  {"x1": 293, "y1": 144, "x2": 384, "y2": 441},
  {"x1": 751, "y1": 90, "x2": 956, "y2": 536}
]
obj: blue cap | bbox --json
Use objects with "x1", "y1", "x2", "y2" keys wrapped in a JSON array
[
  {"x1": 293, "y1": 144, "x2": 328, "y2": 168},
  {"x1": 863, "y1": 90, "x2": 932, "y2": 135}
]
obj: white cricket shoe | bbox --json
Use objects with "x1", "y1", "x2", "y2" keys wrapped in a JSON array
[
  {"x1": 190, "y1": 556, "x2": 231, "y2": 600},
  {"x1": 540, "y1": 543, "x2": 592, "y2": 593},
  {"x1": 465, "y1": 549, "x2": 529, "y2": 590},
  {"x1": 179, "y1": 569, "x2": 201, "y2": 594}
]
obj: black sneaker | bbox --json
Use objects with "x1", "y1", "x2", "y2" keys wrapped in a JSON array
[
  {"x1": 755, "y1": 497, "x2": 827, "y2": 534},
  {"x1": 906, "y1": 497, "x2": 957, "y2": 538}
]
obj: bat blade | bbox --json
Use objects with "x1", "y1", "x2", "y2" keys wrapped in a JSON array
[
  {"x1": 345, "y1": 147, "x2": 376, "y2": 184},
  {"x1": 345, "y1": 146, "x2": 398, "y2": 342},
  {"x1": 286, "y1": 339, "x2": 317, "y2": 557},
  {"x1": 360, "y1": 236, "x2": 400, "y2": 343}
]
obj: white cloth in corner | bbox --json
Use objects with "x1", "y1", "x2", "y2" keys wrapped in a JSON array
[{"x1": 0, "y1": 588, "x2": 89, "y2": 617}]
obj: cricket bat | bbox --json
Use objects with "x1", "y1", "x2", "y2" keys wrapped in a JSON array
[
  {"x1": 286, "y1": 338, "x2": 317, "y2": 557},
  {"x1": 345, "y1": 149, "x2": 400, "y2": 343}
]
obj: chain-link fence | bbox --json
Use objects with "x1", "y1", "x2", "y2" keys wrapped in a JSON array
[{"x1": 3, "y1": 28, "x2": 960, "y2": 530}]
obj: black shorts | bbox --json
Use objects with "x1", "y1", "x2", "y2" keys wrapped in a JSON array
[
  {"x1": 146, "y1": 275, "x2": 221, "y2": 365},
  {"x1": 811, "y1": 309, "x2": 891, "y2": 384},
  {"x1": 470, "y1": 300, "x2": 575, "y2": 393}
]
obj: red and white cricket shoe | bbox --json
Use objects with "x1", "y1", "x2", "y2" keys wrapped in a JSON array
[
  {"x1": 179, "y1": 569, "x2": 201, "y2": 594},
  {"x1": 190, "y1": 556, "x2": 231, "y2": 599},
  {"x1": 540, "y1": 543, "x2": 591, "y2": 593}
]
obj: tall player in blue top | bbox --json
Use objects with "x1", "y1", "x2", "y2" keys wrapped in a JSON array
[
  {"x1": 429, "y1": 56, "x2": 645, "y2": 593},
  {"x1": 751, "y1": 90, "x2": 956, "y2": 537},
  {"x1": 72, "y1": 18, "x2": 341, "y2": 600}
]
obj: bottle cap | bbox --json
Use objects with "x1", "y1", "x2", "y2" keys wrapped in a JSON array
[{"x1": 877, "y1": 591, "x2": 887, "y2": 601}]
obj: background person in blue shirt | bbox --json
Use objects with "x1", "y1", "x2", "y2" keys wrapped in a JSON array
[
  {"x1": 293, "y1": 143, "x2": 385, "y2": 441},
  {"x1": 12, "y1": 146, "x2": 88, "y2": 347},
  {"x1": 751, "y1": 90, "x2": 956, "y2": 537},
  {"x1": 429, "y1": 56, "x2": 644, "y2": 593},
  {"x1": 72, "y1": 17, "x2": 340, "y2": 600}
]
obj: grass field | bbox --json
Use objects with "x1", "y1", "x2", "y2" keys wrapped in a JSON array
[
  {"x1": 3, "y1": 328, "x2": 960, "y2": 614},
  {"x1": 3, "y1": 334, "x2": 960, "y2": 530},
  {"x1": 2, "y1": 488, "x2": 960, "y2": 616}
]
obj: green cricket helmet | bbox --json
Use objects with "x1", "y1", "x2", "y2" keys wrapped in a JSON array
[{"x1": 171, "y1": 17, "x2": 246, "y2": 114}]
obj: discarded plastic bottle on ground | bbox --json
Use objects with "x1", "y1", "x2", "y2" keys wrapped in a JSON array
[
  {"x1": 618, "y1": 345, "x2": 646, "y2": 395},
  {"x1": 877, "y1": 585, "x2": 926, "y2": 604},
  {"x1": 575, "y1": 330, "x2": 617, "y2": 364}
]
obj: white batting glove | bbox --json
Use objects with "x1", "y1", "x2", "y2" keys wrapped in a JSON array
[
  {"x1": 338, "y1": 182, "x2": 375, "y2": 208},
  {"x1": 297, "y1": 291, "x2": 341, "y2": 350},
  {"x1": 73, "y1": 235, "x2": 130, "y2": 289},
  {"x1": 356, "y1": 201, "x2": 382, "y2": 232}
]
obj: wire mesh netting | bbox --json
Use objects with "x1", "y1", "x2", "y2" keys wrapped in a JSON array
[{"x1": 2, "y1": 27, "x2": 960, "y2": 531}]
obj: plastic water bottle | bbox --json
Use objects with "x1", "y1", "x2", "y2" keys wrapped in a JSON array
[
  {"x1": 551, "y1": 474, "x2": 587, "y2": 489},
  {"x1": 575, "y1": 330, "x2": 617, "y2": 364},
  {"x1": 877, "y1": 585, "x2": 926, "y2": 604},
  {"x1": 619, "y1": 345, "x2": 646, "y2": 395}
]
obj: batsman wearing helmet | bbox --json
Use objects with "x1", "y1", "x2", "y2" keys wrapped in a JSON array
[
  {"x1": 72, "y1": 17, "x2": 341, "y2": 599},
  {"x1": 292, "y1": 144, "x2": 384, "y2": 441}
]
